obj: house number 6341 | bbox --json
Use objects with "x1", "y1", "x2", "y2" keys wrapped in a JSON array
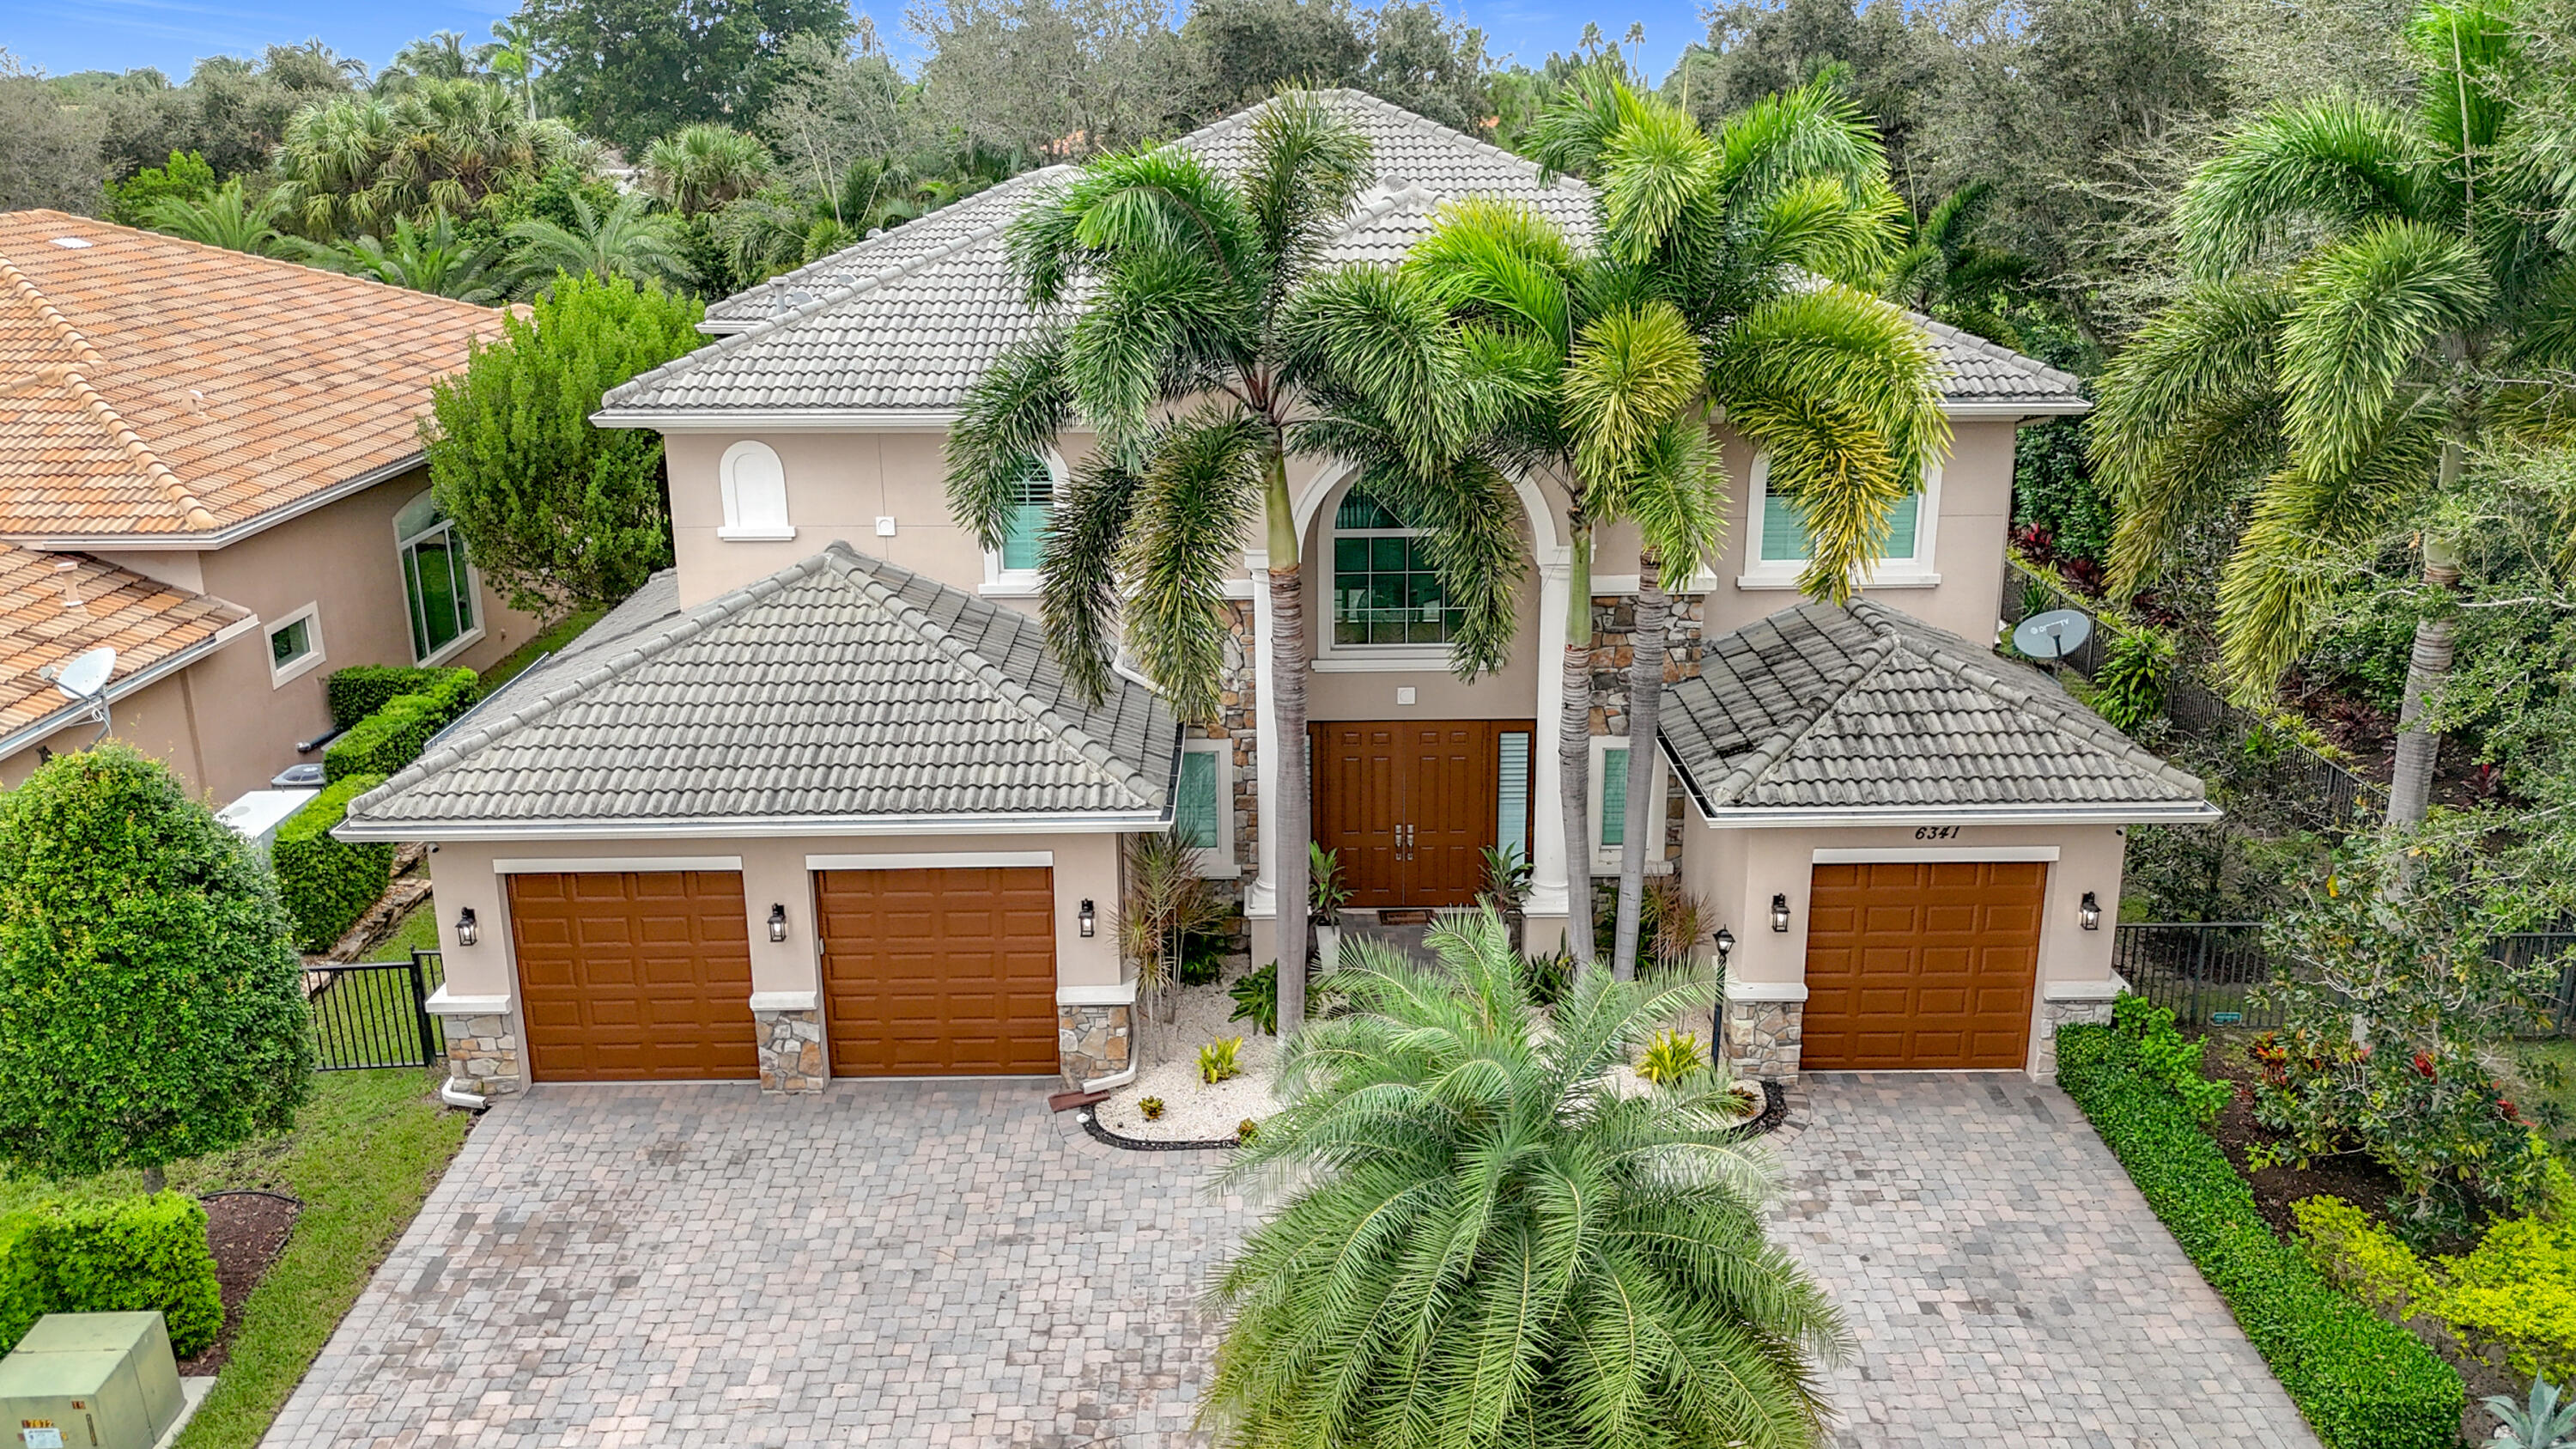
[{"x1": 1912, "y1": 825, "x2": 1961, "y2": 840}]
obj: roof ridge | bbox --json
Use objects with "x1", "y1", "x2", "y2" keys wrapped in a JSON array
[
  {"x1": 1315, "y1": 87, "x2": 1589, "y2": 197},
  {"x1": 823, "y1": 548, "x2": 1163, "y2": 808},
  {"x1": 1905, "y1": 308, "x2": 2087, "y2": 399},
  {"x1": 1701, "y1": 616, "x2": 1897, "y2": 805},
  {"x1": 344, "y1": 552, "x2": 835, "y2": 823},
  {"x1": 605, "y1": 200, "x2": 1034, "y2": 409},
  {"x1": 0, "y1": 253, "x2": 218, "y2": 532},
  {"x1": 711, "y1": 165, "x2": 1075, "y2": 319},
  {"x1": 1848, "y1": 598, "x2": 2206, "y2": 796}
]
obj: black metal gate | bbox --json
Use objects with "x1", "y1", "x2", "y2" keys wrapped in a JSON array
[{"x1": 308, "y1": 952, "x2": 443, "y2": 1070}]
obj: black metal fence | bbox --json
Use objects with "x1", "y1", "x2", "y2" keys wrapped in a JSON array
[
  {"x1": 2117, "y1": 922, "x2": 2576, "y2": 1035},
  {"x1": 307, "y1": 951, "x2": 443, "y2": 1070}
]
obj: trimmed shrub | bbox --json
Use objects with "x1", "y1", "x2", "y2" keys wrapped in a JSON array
[
  {"x1": 2057, "y1": 1013, "x2": 2464, "y2": 1449},
  {"x1": 0, "y1": 746, "x2": 313, "y2": 1180},
  {"x1": 273, "y1": 773, "x2": 394, "y2": 952},
  {"x1": 2300, "y1": 1196, "x2": 2576, "y2": 1387},
  {"x1": 0, "y1": 1194, "x2": 223, "y2": 1357},
  {"x1": 324, "y1": 665, "x2": 463, "y2": 730},
  {"x1": 322, "y1": 668, "x2": 479, "y2": 783}
]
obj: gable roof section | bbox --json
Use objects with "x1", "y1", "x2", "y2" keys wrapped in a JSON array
[
  {"x1": 609, "y1": 90, "x2": 2083, "y2": 423},
  {"x1": 0, "y1": 540, "x2": 255, "y2": 758},
  {"x1": 0, "y1": 210, "x2": 507, "y2": 543},
  {"x1": 336, "y1": 542, "x2": 1183, "y2": 838},
  {"x1": 1657, "y1": 599, "x2": 2215, "y2": 823}
]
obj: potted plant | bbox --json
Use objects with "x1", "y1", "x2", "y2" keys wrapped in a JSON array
[{"x1": 1309, "y1": 842, "x2": 1350, "y2": 975}]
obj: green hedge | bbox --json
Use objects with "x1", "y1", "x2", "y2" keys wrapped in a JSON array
[
  {"x1": 2057, "y1": 1018, "x2": 2463, "y2": 1449},
  {"x1": 324, "y1": 665, "x2": 464, "y2": 731},
  {"x1": 0, "y1": 1193, "x2": 222, "y2": 1357},
  {"x1": 273, "y1": 774, "x2": 392, "y2": 953},
  {"x1": 322, "y1": 669, "x2": 478, "y2": 784}
]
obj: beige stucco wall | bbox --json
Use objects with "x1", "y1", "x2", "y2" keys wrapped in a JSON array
[
  {"x1": 0, "y1": 661, "x2": 219, "y2": 795},
  {"x1": 423, "y1": 831, "x2": 1128, "y2": 1010}
]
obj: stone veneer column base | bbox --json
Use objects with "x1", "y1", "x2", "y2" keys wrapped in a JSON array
[
  {"x1": 1721, "y1": 990, "x2": 1804, "y2": 1081},
  {"x1": 754, "y1": 1008, "x2": 826, "y2": 1093},
  {"x1": 445, "y1": 1014, "x2": 523, "y2": 1096},
  {"x1": 1059, "y1": 994, "x2": 1135, "y2": 1090},
  {"x1": 2034, "y1": 977, "x2": 2127, "y2": 1084}
]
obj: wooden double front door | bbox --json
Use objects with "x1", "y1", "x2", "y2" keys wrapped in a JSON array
[{"x1": 1310, "y1": 720, "x2": 1531, "y2": 910}]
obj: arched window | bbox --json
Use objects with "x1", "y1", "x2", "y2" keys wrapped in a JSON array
[
  {"x1": 983, "y1": 453, "x2": 1057, "y2": 588},
  {"x1": 1331, "y1": 486, "x2": 1459, "y2": 646},
  {"x1": 396, "y1": 491, "x2": 477, "y2": 663},
  {"x1": 719, "y1": 441, "x2": 793, "y2": 540}
]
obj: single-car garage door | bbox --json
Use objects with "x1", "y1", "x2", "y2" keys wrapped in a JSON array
[
  {"x1": 816, "y1": 867, "x2": 1058, "y2": 1075},
  {"x1": 507, "y1": 870, "x2": 757, "y2": 1081},
  {"x1": 1801, "y1": 861, "x2": 2044, "y2": 1070}
]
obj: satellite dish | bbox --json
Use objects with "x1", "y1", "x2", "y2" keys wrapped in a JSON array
[
  {"x1": 50, "y1": 646, "x2": 114, "y2": 701},
  {"x1": 2012, "y1": 609, "x2": 2093, "y2": 661}
]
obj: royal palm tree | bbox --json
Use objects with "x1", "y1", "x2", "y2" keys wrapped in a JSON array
[
  {"x1": 324, "y1": 212, "x2": 507, "y2": 302},
  {"x1": 486, "y1": 19, "x2": 540, "y2": 122},
  {"x1": 2090, "y1": 0, "x2": 2576, "y2": 823},
  {"x1": 506, "y1": 192, "x2": 695, "y2": 295},
  {"x1": 1522, "y1": 72, "x2": 1947, "y2": 976},
  {"x1": 643, "y1": 125, "x2": 777, "y2": 216},
  {"x1": 1205, "y1": 906, "x2": 1850, "y2": 1448},
  {"x1": 945, "y1": 92, "x2": 1488, "y2": 1035},
  {"x1": 142, "y1": 180, "x2": 298, "y2": 258}
]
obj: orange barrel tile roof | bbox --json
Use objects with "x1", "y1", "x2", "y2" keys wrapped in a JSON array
[{"x1": 0, "y1": 539, "x2": 254, "y2": 748}]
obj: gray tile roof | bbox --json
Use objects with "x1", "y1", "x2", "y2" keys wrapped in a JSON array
[
  {"x1": 337, "y1": 544, "x2": 1182, "y2": 837},
  {"x1": 1657, "y1": 599, "x2": 2212, "y2": 817},
  {"x1": 615, "y1": 90, "x2": 2084, "y2": 418}
]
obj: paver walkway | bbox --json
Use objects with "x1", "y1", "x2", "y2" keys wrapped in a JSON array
[
  {"x1": 268, "y1": 1073, "x2": 2322, "y2": 1448},
  {"x1": 1773, "y1": 1073, "x2": 2321, "y2": 1449}
]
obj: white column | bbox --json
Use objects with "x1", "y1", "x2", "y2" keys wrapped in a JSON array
[
  {"x1": 1244, "y1": 549, "x2": 1278, "y2": 922},
  {"x1": 1528, "y1": 555, "x2": 1572, "y2": 920}
]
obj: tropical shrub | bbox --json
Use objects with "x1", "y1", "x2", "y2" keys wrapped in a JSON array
[
  {"x1": 0, "y1": 1194, "x2": 223, "y2": 1357},
  {"x1": 2300, "y1": 1196, "x2": 2576, "y2": 1387},
  {"x1": 2084, "y1": 625, "x2": 2176, "y2": 733},
  {"x1": 2113, "y1": 995, "x2": 2233, "y2": 1126},
  {"x1": 1636, "y1": 1028, "x2": 1707, "y2": 1084},
  {"x1": 325, "y1": 663, "x2": 466, "y2": 730},
  {"x1": 1228, "y1": 962, "x2": 1280, "y2": 1035},
  {"x1": 1139, "y1": 1097, "x2": 1165, "y2": 1122},
  {"x1": 2056, "y1": 1014, "x2": 2463, "y2": 1449},
  {"x1": 1235, "y1": 1117, "x2": 1260, "y2": 1145},
  {"x1": 322, "y1": 668, "x2": 479, "y2": 783},
  {"x1": 1206, "y1": 906, "x2": 1847, "y2": 1448},
  {"x1": 1520, "y1": 947, "x2": 1576, "y2": 1007},
  {"x1": 0, "y1": 746, "x2": 314, "y2": 1180},
  {"x1": 1198, "y1": 1036, "x2": 1243, "y2": 1085},
  {"x1": 272, "y1": 773, "x2": 395, "y2": 952}
]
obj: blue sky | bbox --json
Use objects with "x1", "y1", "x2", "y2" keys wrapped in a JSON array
[{"x1": 9, "y1": 0, "x2": 1709, "y2": 88}]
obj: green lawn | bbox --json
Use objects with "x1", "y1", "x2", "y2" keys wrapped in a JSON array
[
  {"x1": 0, "y1": 1071, "x2": 470, "y2": 1449},
  {"x1": 477, "y1": 606, "x2": 606, "y2": 691},
  {"x1": 307, "y1": 904, "x2": 447, "y2": 1069},
  {"x1": 365, "y1": 901, "x2": 440, "y2": 962}
]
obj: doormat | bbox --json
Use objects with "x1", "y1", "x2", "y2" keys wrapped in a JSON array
[{"x1": 1377, "y1": 910, "x2": 1434, "y2": 925}]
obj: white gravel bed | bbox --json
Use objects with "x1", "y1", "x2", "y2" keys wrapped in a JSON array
[{"x1": 1097, "y1": 963, "x2": 1280, "y2": 1142}]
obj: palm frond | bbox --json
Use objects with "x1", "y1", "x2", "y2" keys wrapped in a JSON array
[
  {"x1": 1241, "y1": 88, "x2": 1376, "y2": 309},
  {"x1": 1564, "y1": 301, "x2": 1705, "y2": 487},
  {"x1": 1120, "y1": 411, "x2": 1265, "y2": 722},
  {"x1": 945, "y1": 334, "x2": 1075, "y2": 551},
  {"x1": 2175, "y1": 99, "x2": 2431, "y2": 280},
  {"x1": 1040, "y1": 447, "x2": 1146, "y2": 707},
  {"x1": 2277, "y1": 217, "x2": 2491, "y2": 483}
]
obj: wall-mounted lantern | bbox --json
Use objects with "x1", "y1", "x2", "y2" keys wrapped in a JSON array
[
  {"x1": 1079, "y1": 898, "x2": 1097, "y2": 938},
  {"x1": 1770, "y1": 892, "x2": 1791, "y2": 933},
  {"x1": 1712, "y1": 926, "x2": 1735, "y2": 964},
  {"x1": 454, "y1": 906, "x2": 479, "y2": 947},
  {"x1": 2079, "y1": 891, "x2": 2103, "y2": 931},
  {"x1": 769, "y1": 903, "x2": 789, "y2": 943}
]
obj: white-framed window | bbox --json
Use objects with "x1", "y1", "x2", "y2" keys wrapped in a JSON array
[
  {"x1": 1739, "y1": 454, "x2": 1942, "y2": 589},
  {"x1": 981, "y1": 452, "x2": 1060, "y2": 595},
  {"x1": 265, "y1": 602, "x2": 325, "y2": 686},
  {"x1": 395, "y1": 492, "x2": 481, "y2": 665},
  {"x1": 1172, "y1": 736, "x2": 1237, "y2": 877},
  {"x1": 1588, "y1": 734, "x2": 1668, "y2": 872},
  {"x1": 1327, "y1": 485, "x2": 1461, "y2": 653},
  {"x1": 718, "y1": 441, "x2": 795, "y2": 541}
]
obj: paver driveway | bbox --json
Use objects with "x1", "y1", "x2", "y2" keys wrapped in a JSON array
[
  {"x1": 270, "y1": 1073, "x2": 2321, "y2": 1448},
  {"x1": 1774, "y1": 1073, "x2": 2321, "y2": 1449}
]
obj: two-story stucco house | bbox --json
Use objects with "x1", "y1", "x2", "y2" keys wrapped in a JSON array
[
  {"x1": 0, "y1": 213, "x2": 539, "y2": 804},
  {"x1": 338, "y1": 92, "x2": 2216, "y2": 1099}
]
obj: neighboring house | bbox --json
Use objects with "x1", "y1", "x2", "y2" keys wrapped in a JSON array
[
  {"x1": 0, "y1": 212, "x2": 539, "y2": 802},
  {"x1": 340, "y1": 92, "x2": 2215, "y2": 1099}
]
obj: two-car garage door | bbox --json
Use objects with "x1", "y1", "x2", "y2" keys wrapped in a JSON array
[{"x1": 506, "y1": 865, "x2": 1058, "y2": 1082}]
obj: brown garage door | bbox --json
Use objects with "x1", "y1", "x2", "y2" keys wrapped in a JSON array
[
  {"x1": 1801, "y1": 861, "x2": 2045, "y2": 1070},
  {"x1": 816, "y1": 867, "x2": 1058, "y2": 1075},
  {"x1": 507, "y1": 870, "x2": 757, "y2": 1081}
]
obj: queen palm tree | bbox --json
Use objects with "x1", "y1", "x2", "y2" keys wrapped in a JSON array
[
  {"x1": 1204, "y1": 905, "x2": 1850, "y2": 1448},
  {"x1": 1521, "y1": 72, "x2": 1947, "y2": 977},
  {"x1": 2090, "y1": 0, "x2": 2576, "y2": 823},
  {"x1": 506, "y1": 192, "x2": 695, "y2": 295},
  {"x1": 642, "y1": 125, "x2": 777, "y2": 216},
  {"x1": 945, "y1": 92, "x2": 1492, "y2": 1036}
]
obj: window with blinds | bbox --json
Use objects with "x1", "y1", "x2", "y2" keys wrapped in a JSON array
[
  {"x1": 1175, "y1": 749, "x2": 1219, "y2": 849},
  {"x1": 1498, "y1": 731, "x2": 1531, "y2": 855},
  {"x1": 1600, "y1": 741, "x2": 1629, "y2": 848}
]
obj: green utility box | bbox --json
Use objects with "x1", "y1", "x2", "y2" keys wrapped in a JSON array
[{"x1": 0, "y1": 1312, "x2": 185, "y2": 1449}]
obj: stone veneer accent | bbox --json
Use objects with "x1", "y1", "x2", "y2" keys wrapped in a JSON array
[
  {"x1": 755, "y1": 1008, "x2": 826, "y2": 1093},
  {"x1": 446, "y1": 1014, "x2": 523, "y2": 1096},
  {"x1": 2033, "y1": 980, "x2": 2126, "y2": 1085},
  {"x1": 1059, "y1": 1001, "x2": 1134, "y2": 1089},
  {"x1": 1721, "y1": 996, "x2": 1803, "y2": 1081}
]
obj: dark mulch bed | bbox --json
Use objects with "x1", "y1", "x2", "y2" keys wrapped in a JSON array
[{"x1": 180, "y1": 1190, "x2": 300, "y2": 1376}]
